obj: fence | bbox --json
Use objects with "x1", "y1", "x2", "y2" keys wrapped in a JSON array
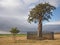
[
  {"x1": 27, "y1": 31, "x2": 37, "y2": 40},
  {"x1": 27, "y1": 31, "x2": 54, "y2": 40}
]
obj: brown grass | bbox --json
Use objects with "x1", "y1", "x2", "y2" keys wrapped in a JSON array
[{"x1": 0, "y1": 34, "x2": 60, "y2": 45}]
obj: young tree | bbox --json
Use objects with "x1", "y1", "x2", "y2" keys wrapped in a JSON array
[
  {"x1": 10, "y1": 27, "x2": 20, "y2": 43},
  {"x1": 28, "y1": 3, "x2": 56, "y2": 38}
]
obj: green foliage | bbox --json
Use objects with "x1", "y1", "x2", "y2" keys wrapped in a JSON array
[
  {"x1": 10, "y1": 27, "x2": 20, "y2": 43},
  {"x1": 10, "y1": 27, "x2": 20, "y2": 34},
  {"x1": 28, "y1": 3, "x2": 56, "y2": 23}
]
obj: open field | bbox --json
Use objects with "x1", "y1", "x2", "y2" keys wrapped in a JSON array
[{"x1": 0, "y1": 34, "x2": 60, "y2": 45}]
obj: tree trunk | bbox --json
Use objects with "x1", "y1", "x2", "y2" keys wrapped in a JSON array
[
  {"x1": 38, "y1": 16, "x2": 42, "y2": 38},
  {"x1": 13, "y1": 34, "x2": 16, "y2": 43}
]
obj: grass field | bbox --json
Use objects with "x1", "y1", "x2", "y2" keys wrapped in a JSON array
[
  {"x1": 0, "y1": 34, "x2": 26, "y2": 37},
  {"x1": 0, "y1": 34, "x2": 60, "y2": 45}
]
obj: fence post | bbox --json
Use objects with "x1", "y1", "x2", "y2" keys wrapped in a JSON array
[{"x1": 52, "y1": 32, "x2": 54, "y2": 40}]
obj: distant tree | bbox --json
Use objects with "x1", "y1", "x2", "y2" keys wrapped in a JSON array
[
  {"x1": 28, "y1": 3, "x2": 56, "y2": 38},
  {"x1": 10, "y1": 27, "x2": 20, "y2": 43}
]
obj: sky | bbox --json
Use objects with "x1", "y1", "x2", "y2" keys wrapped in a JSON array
[{"x1": 0, "y1": 0, "x2": 60, "y2": 33}]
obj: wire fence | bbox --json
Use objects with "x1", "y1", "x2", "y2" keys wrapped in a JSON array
[{"x1": 27, "y1": 31, "x2": 54, "y2": 40}]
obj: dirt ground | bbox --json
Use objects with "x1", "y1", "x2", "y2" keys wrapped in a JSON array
[{"x1": 0, "y1": 34, "x2": 60, "y2": 45}]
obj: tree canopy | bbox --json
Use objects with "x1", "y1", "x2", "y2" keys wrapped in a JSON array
[
  {"x1": 10, "y1": 27, "x2": 20, "y2": 34},
  {"x1": 28, "y1": 3, "x2": 56, "y2": 23}
]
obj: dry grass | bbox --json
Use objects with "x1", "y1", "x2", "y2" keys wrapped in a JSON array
[{"x1": 0, "y1": 34, "x2": 60, "y2": 45}]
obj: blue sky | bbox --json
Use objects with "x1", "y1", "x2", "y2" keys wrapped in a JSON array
[
  {"x1": 44, "y1": 7, "x2": 60, "y2": 25},
  {"x1": 53, "y1": 7, "x2": 60, "y2": 21},
  {"x1": 0, "y1": 0, "x2": 60, "y2": 33}
]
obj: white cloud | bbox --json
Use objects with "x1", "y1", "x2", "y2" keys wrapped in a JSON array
[
  {"x1": 0, "y1": 31, "x2": 10, "y2": 34},
  {"x1": 0, "y1": 0, "x2": 60, "y2": 32},
  {"x1": 45, "y1": 21, "x2": 60, "y2": 25},
  {"x1": 23, "y1": 0, "x2": 39, "y2": 4},
  {"x1": 45, "y1": 0, "x2": 59, "y2": 7},
  {"x1": 0, "y1": 0, "x2": 60, "y2": 8},
  {"x1": 0, "y1": 0, "x2": 22, "y2": 8}
]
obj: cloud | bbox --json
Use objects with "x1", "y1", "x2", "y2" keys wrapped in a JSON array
[
  {"x1": 45, "y1": 21, "x2": 60, "y2": 25},
  {"x1": 0, "y1": 0, "x2": 60, "y2": 33},
  {"x1": 0, "y1": 0, "x2": 21, "y2": 7},
  {"x1": 0, "y1": 31, "x2": 10, "y2": 34},
  {"x1": 0, "y1": 14, "x2": 37, "y2": 32},
  {"x1": 22, "y1": 0, "x2": 39, "y2": 4},
  {"x1": 43, "y1": 22, "x2": 60, "y2": 32},
  {"x1": 45, "y1": 0, "x2": 60, "y2": 7}
]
